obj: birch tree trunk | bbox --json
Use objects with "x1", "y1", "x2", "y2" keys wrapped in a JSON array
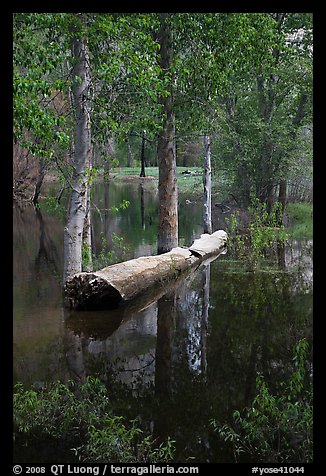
[
  {"x1": 127, "y1": 136, "x2": 134, "y2": 168},
  {"x1": 200, "y1": 263, "x2": 210, "y2": 375},
  {"x1": 203, "y1": 134, "x2": 212, "y2": 234},
  {"x1": 157, "y1": 13, "x2": 178, "y2": 254},
  {"x1": 82, "y1": 188, "x2": 93, "y2": 272},
  {"x1": 63, "y1": 15, "x2": 92, "y2": 284},
  {"x1": 140, "y1": 129, "x2": 146, "y2": 177}
]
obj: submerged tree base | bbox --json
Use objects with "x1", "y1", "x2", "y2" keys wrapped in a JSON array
[{"x1": 64, "y1": 231, "x2": 227, "y2": 310}]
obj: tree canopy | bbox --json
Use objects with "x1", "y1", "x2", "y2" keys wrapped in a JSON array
[{"x1": 13, "y1": 12, "x2": 313, "y2": 209}]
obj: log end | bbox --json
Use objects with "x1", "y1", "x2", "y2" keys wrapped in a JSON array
[{"x1": 64, "y1": 273, "x2": 123, "y2": 310}]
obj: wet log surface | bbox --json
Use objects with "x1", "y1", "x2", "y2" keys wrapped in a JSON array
[{"x1": 64, "y1": 230, "x2": 227, "y2": 310}]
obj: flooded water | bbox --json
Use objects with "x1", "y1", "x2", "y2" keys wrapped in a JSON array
[{"x1": 13, "y1": 180, "x2": 313, "y2": 463}]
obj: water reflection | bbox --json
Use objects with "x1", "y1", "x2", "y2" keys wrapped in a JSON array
[
  {"x1": 34, "y1": 206, "x2": 61, "y2": 278},
  {"x1": 13, "y1": 194, "x2": 313, "y2": 396},
  {"x1": 13, "y1": 181, "x2": 313, "y2": 461},
  {"x1": 63, "y1": 260, "x2": 212, "y2": 387},
  {"x1": 155, "y1": 290, "x2": 177, "y2": 397},
  {"x1": 62, "y1": 247, "x2": 312, "y2": 404},
  {"x1": 200, "y1": 263, "x2": 210, "y2": 375},
  {"x1": 64, "y1": 331, "x2": 87, "y2": 382},
  {"x1": 13, "y1": 202, "x2": 66, "y2": 386}
]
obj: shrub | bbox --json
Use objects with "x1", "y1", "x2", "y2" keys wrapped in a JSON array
[
  {"x1": 226, "y1": 199, "x2": 288, "y2": 269},
  {"x1": 210, "y1": 338, "x2": 313, "y2": 463},
  {"x1": 14, "y1": 377, "x2": 174, "y2": 463}
]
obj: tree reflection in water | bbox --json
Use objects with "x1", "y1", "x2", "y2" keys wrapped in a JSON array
[{"x1": 13, "y1": 186, "x2": 312, "y2": 461}]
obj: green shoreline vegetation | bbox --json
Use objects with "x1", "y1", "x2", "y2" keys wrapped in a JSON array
[
  {"x1": 14, "y1": 377, "x2": 175, "y2": 464},
  {"x1": 14, "y1": 339, "x2": 312, "y2": 463},
  {"x1": 40, "y1": 166, "x2": 313, "y2": 242}
]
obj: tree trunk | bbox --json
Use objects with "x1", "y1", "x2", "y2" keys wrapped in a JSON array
[
  {"x1": 127, "y1": 136, "x2": 134, "y2": 168},
  {"x1": 63, "y1": 15, "x2": 92, "y2": 284},
  {"x1": 256, "y1": 70, "x2": 276, "y2": 212},
  {"x1": 277, "y1": 178, "x2": 287, "y2": 225},
  {"x1": 82, "y1": 189, "x2": 93, "y2": 272},
  {"x1": 157, "y1": 13, "x2": 178, "y2": 254},
  {"x1": 140, "y1": 129, "x2": 146, "y2": 177},
  {"x1": 32, "y1": 157, "x2": 47, "y2": 204},
  {"x1": 103, "y1": 136, "x2": 115, "y2": 176},
  {"x1": 203, "y1": 134, "x2": 212, "y2": 234}
]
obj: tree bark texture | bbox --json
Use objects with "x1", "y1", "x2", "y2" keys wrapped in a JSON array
[
  {"x1": 157, "y1": 13, "x2": 178, "y2": 254},
  {"x1": 63, "y1": 16, "x2": 92, "y2": 284},
  {"x1": 203, "y1": 134, "x2": 212, "y2": 234}
]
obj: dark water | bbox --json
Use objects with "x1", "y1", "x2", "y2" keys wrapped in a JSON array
[{"x1": 13, "y1": 180, "x2": 313, "y2": 463}]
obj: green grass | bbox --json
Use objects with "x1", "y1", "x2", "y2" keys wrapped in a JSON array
[
  {"x1": 110, "y1": 166, "x2": 160, "y2": 177},
  {"x1": 286, "y1": 202, "x2": 313, "y2": 240},
  {"x1": 110, "y1": 166, "x2": 202, "y2": 177},
  {"x1": 109, "y1": 166, "x2": 204, "y2": 195}
]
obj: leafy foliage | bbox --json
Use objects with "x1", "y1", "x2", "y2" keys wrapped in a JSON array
[
  {"x1": 91, "y1": 231, "x2": 129, "y2": 270},
  {"x1": 226, "y1": 198, "x2": 289, "y2": 269},
  {"x1": 13, "y1": 14, "x2": 71, "y2": 159},
  {"x1": 14, "y1": 377, "x2": 175, "y2": 463},
  {"x1": 210, "y1": 338, "x2": 313, "y2": 463},
  {"x1": 13, "y1": 13, "x2": 312, "y2": 210},
  {"x1": 212, "y1": 13, "x2": 312, "y2": 206}
]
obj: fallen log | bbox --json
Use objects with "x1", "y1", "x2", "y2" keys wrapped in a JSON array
[
  {"x1": 65, "y1": 261, "x2": 207, "y2": 338},
  {"x1": 64, "y1": 230, "x2": 227, "y2": 310},
  {"x1": 65, "y1": 253, "x2": 220, "y2": 337}
]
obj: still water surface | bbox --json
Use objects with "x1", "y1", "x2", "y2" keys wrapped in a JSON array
[{"x1": 13, "y1": 180, "x2": 313, "y2": 462}]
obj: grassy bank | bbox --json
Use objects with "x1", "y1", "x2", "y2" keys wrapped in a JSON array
[
  {"x1": 109, "y1": 166, "x2": 204, "y2": 196},
  {"x1": 286, "y1": 202, "x2": 313, "y2": 240},
  {"x1": 43, "y1": 167, "x2": 313, "y2": 241}
]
